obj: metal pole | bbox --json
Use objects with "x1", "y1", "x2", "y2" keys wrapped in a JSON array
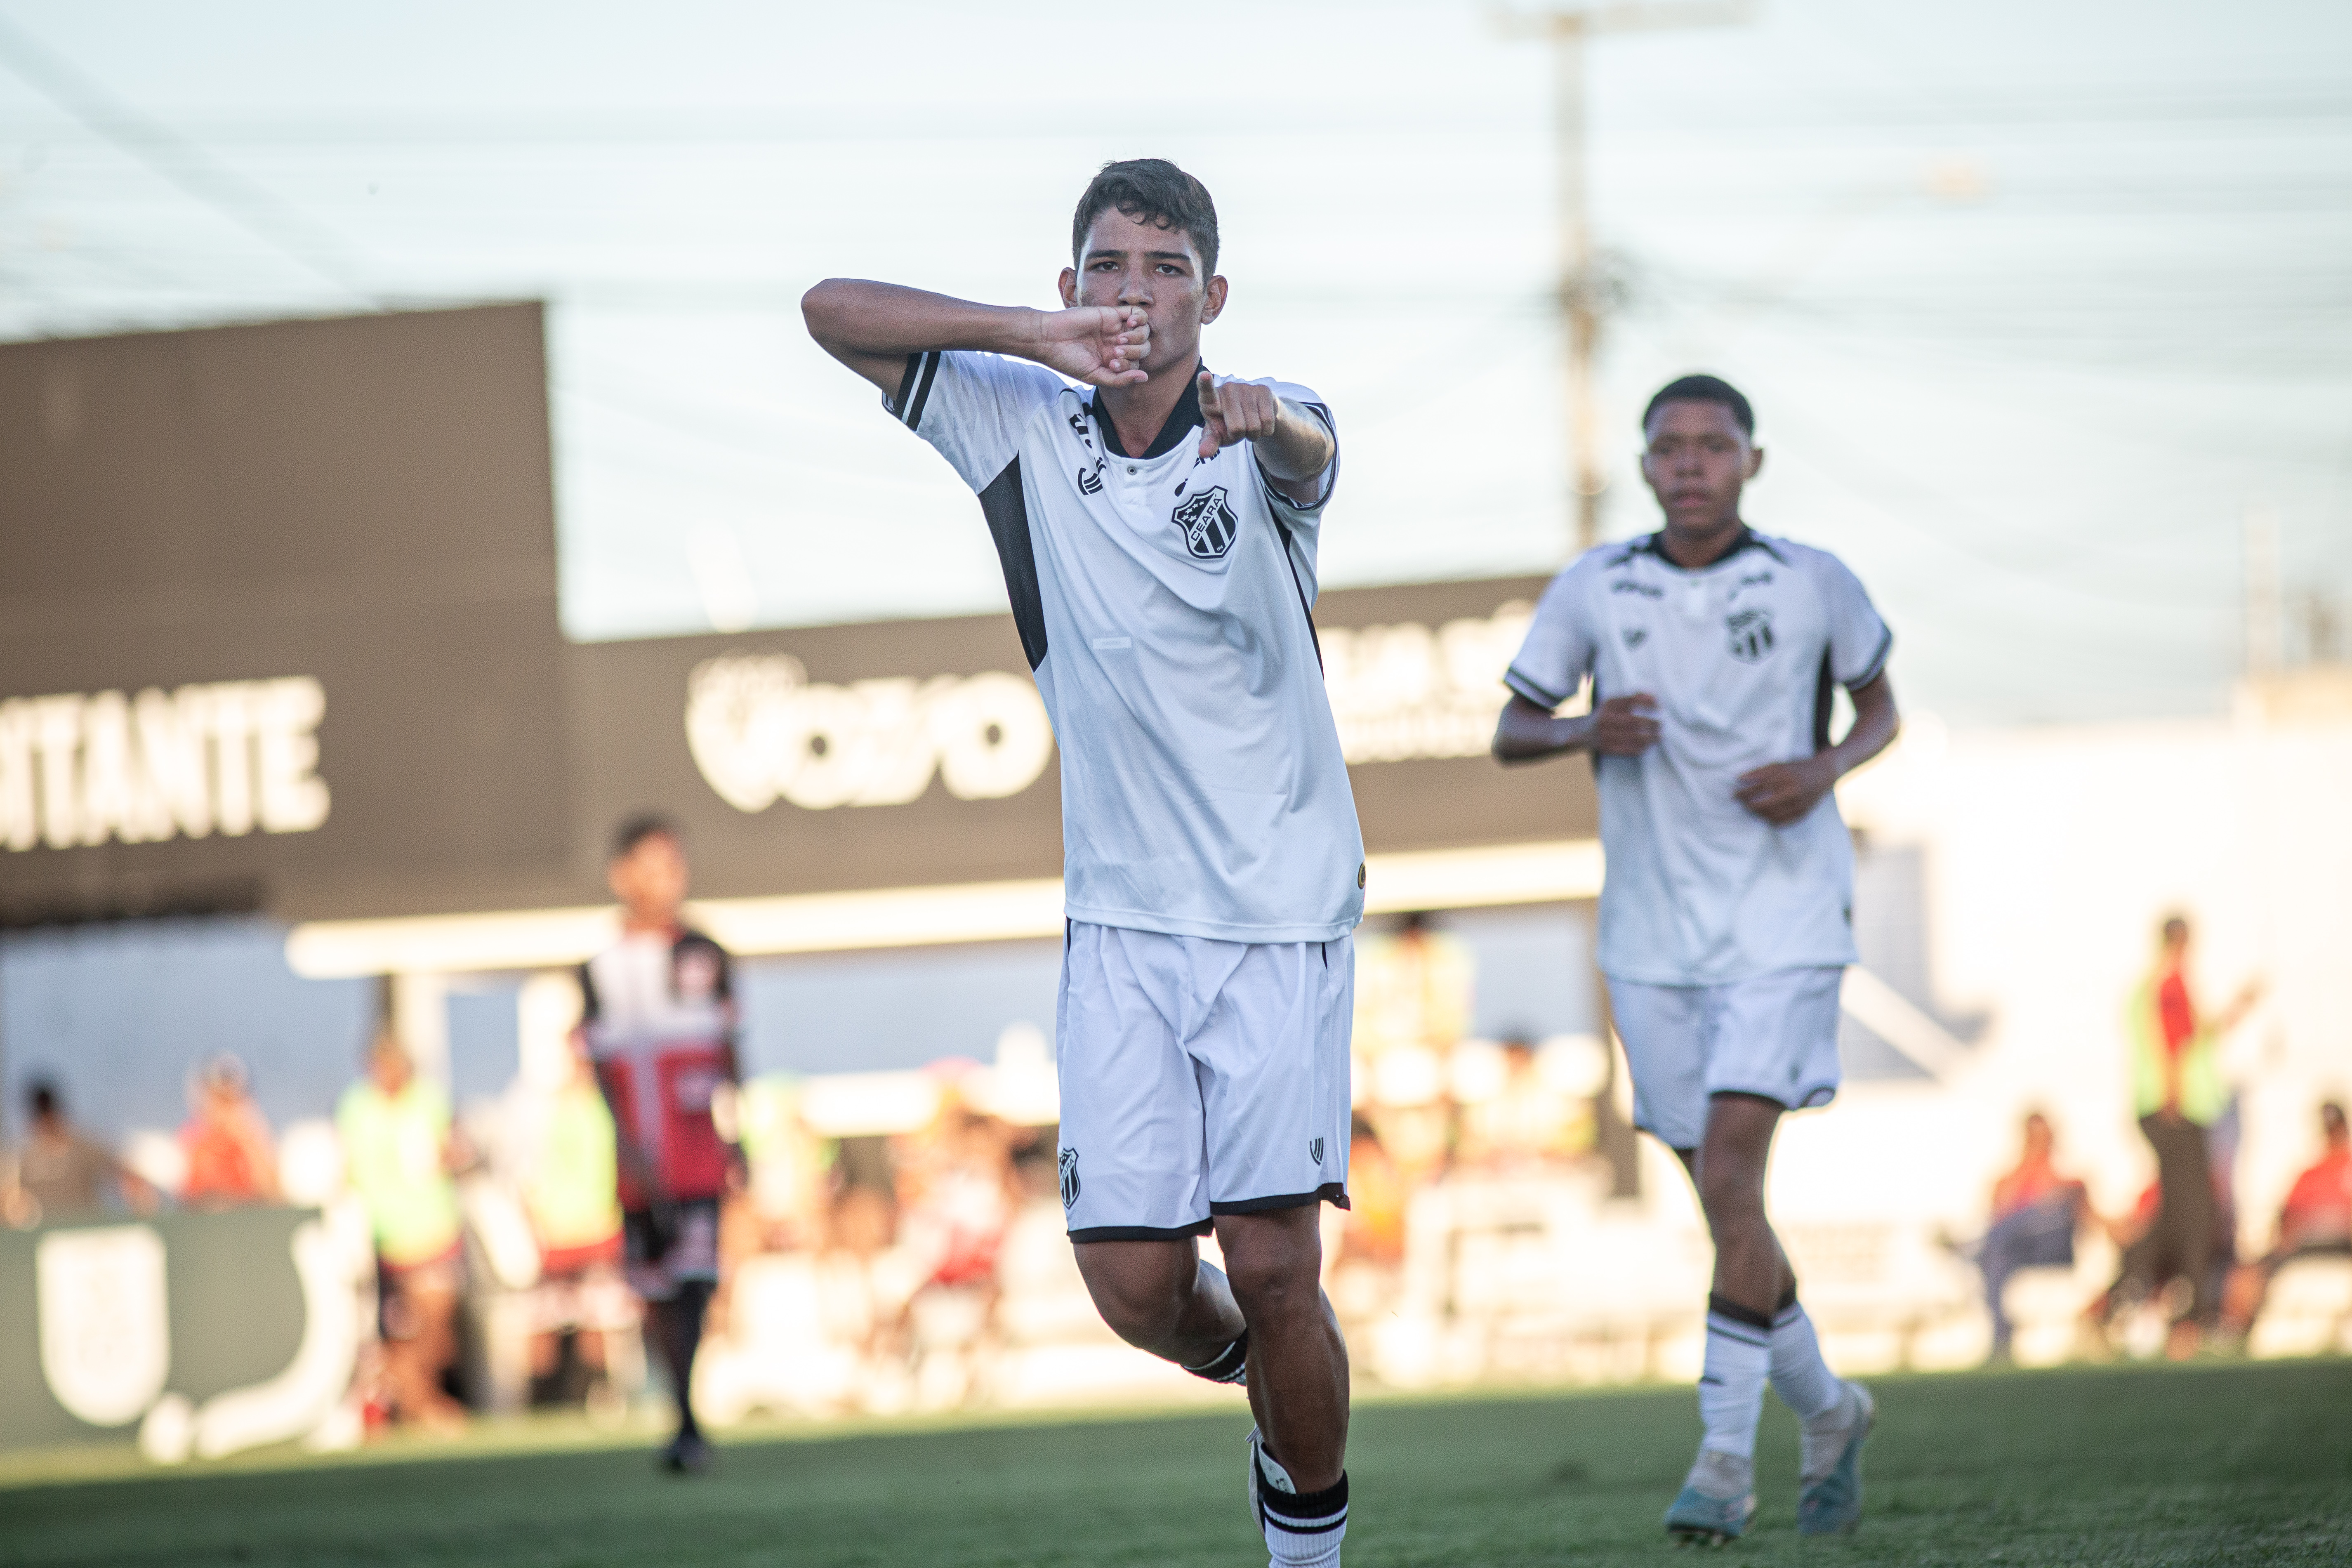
[{"x1": 1553, "y1": 17, "x2": 1605, "y2": 554}]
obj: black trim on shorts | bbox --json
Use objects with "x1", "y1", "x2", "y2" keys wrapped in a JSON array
[
  {"x1": 1210, "y1": 1181, "x2": 1351, "y2": 1216},
  {"x1": 1068, "y1": 1219, "x2": 1215, "y2": 1243}
]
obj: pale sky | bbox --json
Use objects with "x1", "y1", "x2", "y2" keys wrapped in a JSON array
[{"x1": 2, "y1": 0, "x2": 2346, "y2": 725}]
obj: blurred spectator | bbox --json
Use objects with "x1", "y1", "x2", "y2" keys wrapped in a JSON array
[
  {"x1": 520, "y1": 1031, "x2": 629, "y2": 1405},
  {"x1": 1456, "y1": 1037, "x2": 1594, "y2": 1173},
  {"x1": 523, "y1": 1033, "x2": 626, "y2": 1276},
  {"x1": 179, "y1": 1053, "x2": 280, "y2": 1208},
  {"x1": 1353, "y1": 910, "x2": 1474, "y2": 1064},
  {"x1": 338, "y1": 1033, "x2": 469, "y2": 1434},
  {"x1": 1340, "y1": 1114, "x2": 1407, "y2": 1268},
  {"x1": 1964, "y1": 1111, "x2": 2092, "y2": 1363},
  {"x1": 2221, "y1": 1101, "x2": 2352, "y2": 1340},
  {"x1": 4, "y1": 1080, "x2": 156, "y2": 1226},
  {"x1": 2125, "y1": 913, "x2": 2260, "y2": 1356}
]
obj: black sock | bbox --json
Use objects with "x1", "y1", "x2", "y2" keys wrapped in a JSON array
[{"x1": 652, "y1": 1280, "x2": 712, "y2": 1441}]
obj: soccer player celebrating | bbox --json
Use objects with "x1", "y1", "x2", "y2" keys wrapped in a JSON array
[
  {"x1": 806, "y1": 159, "x2": 1363, "y2": 1567},
  {"x1": 1494, "y1": 375, "x2": 1898, "y2": 1543},
  {"x1": 579, "y1": 814, "x2": 742, "y2": 1474}
]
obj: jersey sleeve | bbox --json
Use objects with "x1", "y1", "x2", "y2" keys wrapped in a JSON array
[
  {"x1": 1817, "y1": 552, "x2": 1894, "y2": 688},
  {"x1": 1249, "y1": 380, "x2": 1338, "y2": 599},
  {"x1": 1504, "y1": 561, "x2": 1595, "y2": 710},
  {"x1": 886, "y1": 349, "x2": 1066, "y2": 492}
]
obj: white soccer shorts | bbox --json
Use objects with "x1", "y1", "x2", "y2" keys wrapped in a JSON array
[
  {"x1": 1055, "y1": 921, "x2": 1354, "y2": 1241},
  {"x1": 1606, "y1": 966, "x2": 1846, "y2": 1152}
]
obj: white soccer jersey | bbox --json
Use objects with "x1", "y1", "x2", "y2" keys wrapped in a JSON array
[
  {"x1": 1506, "y1": 528, "x2": 1892, "y2": 986},
  {"x1": 886, "y1": 350, "x2": 1365, "y2": 943}
]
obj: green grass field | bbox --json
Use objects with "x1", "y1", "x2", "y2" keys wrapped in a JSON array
[{"x1": 2, "y1": 1360, "x2": 2347, "y2": 1567}]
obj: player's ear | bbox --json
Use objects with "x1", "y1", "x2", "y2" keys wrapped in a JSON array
[
  {"x1": 1058, "y1": 267, "x2": 1079, "y2": 309},
  {"x1": 1746, "y1": 445, "x2": 1765, "y2": 479},
  {"x1": 1200, "y1": 274, "x2": 1228, "y2": 324}
]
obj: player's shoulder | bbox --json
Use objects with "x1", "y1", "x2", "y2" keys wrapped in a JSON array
[
  {"x1": 1747, "y1": 529, "x2": 1859, "y2": 585},
  {"x1": 1552, "y1": 535, "x2": 1653, "y2": 593}
]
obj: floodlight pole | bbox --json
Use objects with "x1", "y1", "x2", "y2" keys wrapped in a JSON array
[{"x1": 1499, "y1": 2, "x2": 1751, "y2": 553}]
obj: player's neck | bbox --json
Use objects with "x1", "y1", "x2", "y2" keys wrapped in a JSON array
[
  {"x1": 623, "y1": 911, "x2": 679, "y2": 937},
  {"x1": 1657, "y1": 514, "x2": 1747, "y2": 569},
  {"x1": 1096, "y1": 359, "x2": 1197, "y2": 458}
]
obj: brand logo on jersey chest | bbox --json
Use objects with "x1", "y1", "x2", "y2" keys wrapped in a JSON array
[
  {"x1": 1725, "y1": 608, "x2": 1776, "y2": 663},
  {"x1": 1076, "y1": 463, "x2": 1103, "y2": 495},
  {"x1": 1058, "y1": 1148, "x2": 1082, "y2": 1210},
  {"x1": 1173, "y1": 485, "x2": 1240, "y2": 559}
]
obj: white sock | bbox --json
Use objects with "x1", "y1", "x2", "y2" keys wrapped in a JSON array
[
  {"x1": 1698, "y1": 1298, "x2": 1773, "y2": 1463},
  {"x1": 1769, "y1": 1300, "x2": 1844, "y2": 1423},
  {"x1": 1254, "y1": 1441, "x2": 1347, "y2": 1568}
]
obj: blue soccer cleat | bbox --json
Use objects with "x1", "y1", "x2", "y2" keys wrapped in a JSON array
[
  {"x1": 1797, "y1": 1381, "x2": 1876, "y2": 1537},
  {"x1": 1666, "y1": 1450, "x2": 1756, "y2": 1546}
]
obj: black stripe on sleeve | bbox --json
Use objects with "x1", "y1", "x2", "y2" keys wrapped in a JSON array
[
  {"x1": 891, "y1": 353, "x2": 924, "y2": 422},
  {"x1": 904, "y1": 349, "x2": 943, "y2": 429},
  {"x1": 1844, "y1": 625, "x2": 1894, "y2": 691},
  {"x1": 1505, "y1": 666, "x2": 1568, "y2": 710}
]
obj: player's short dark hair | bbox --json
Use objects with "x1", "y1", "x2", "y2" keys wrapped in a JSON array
[
  {"x1": 2160, "y1": 913, "x2": 2190, "y2": 945},
  {"x1": 1072, "y1": 159, "x2": 1219, "y2": 276},
  {"x1": 27, "y1": 1079, "x2": 59, "y2": 1118},
  {"x1": 611, "y1": 811, "x2": 681, "y2": 860},
  {"x1": 1643, "y1": 374, "x2": 1754, "y2": 439}
]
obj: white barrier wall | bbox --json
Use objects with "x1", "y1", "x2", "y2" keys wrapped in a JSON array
[{"x1": 1812, "y1": 687, "x2": 2352, "y2": 1246}]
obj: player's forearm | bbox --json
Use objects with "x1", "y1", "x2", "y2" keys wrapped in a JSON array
[
  {"x1": 1821, "y1": 674, "x2": 1900, "y2": 782},
  {"x1": 801, "y1": 279, "x2": 1042, "y2": 363},
  {"x1": 1256, "y1": 398, "x2": 1336, "y2": 483},
  {"x1": 1492, "y1": 696, "x2": 1594, "y2": 764}
]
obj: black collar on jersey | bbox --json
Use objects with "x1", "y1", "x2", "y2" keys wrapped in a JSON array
[
  {"x1": 1088, "y1": 361, "x2": 1206, "y2": 460},
  {"x1": 1617, "y1": 524, "x2": 1789, "y2": 572}
]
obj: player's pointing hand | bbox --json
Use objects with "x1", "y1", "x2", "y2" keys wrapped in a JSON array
[
  {"x1": 1035, "y1": 304, "x2": 1151, "y2": 388},
  {"x1": 1197, "y1": 372, "x2": 1280, "y2": 460}
]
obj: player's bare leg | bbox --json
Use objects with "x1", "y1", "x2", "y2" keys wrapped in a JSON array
[
  {"x1": 1215, "y1": 1206, "x2": 1348, "y2": 1492},
  {"x1": 1077, "y1": 1208, "x2": 1351, "y2": 1562},
  {"x1": 1074, "y1": 1236, "x2": 1248, "y2": 1372},
  {"x1": 1677, "y1": 1092, "x2": 1873, "y2": 1539}
]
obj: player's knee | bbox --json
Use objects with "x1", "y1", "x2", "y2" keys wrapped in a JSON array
[{"x1": 1222, "y1": 1226, "x2": 1321, "y2": 1321}]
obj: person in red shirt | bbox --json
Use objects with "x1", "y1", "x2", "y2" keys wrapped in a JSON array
[
  {"x1": 1967, "y1": 1112, "x2": 2091, "y2": 1362},
  {"x1": 2221, "y1": 1101, "x2": 2352, "y2": 1339},
  {"x1": 179, "y1": 1053, "x2": 280, "y2": 1209},
  {"x1": 578, "y1": 814, "x2": 744, "y2": 1474}
]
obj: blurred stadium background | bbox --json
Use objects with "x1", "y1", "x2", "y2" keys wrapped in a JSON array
[{"x1": 1, "y1": 0, "x2": 2349, "y2": 1499}]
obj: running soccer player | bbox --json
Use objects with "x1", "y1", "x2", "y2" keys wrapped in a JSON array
[
  {"x1": 1494, "y1": 375, "x2": 1898, "y2": 1543},
  {"x1": 578, "y1": 813, "x2": 741, "y2": 1474},
  {"x1": 805, "y1": 159, "x2": 1362, "y2": 1567}
]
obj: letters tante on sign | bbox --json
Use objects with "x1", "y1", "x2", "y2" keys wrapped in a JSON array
[
  {"x1": 679, "y1": 601, "x2": 1542, "y2": 816},
  {"x1": 0, "y1": 676, "x2": 331, "y2": 853}
]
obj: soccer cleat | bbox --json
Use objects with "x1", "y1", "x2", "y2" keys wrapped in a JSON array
[
  {"x1": 1796, "y1": 1381, "x2": 1875, "y2": 1537},
  {"x1": 1666, "y1": 1449, "x2": 1756, "y2": 1547}
]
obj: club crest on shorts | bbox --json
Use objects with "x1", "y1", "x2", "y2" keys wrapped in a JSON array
[
  {"x1": 1725, "y1": 608, "x2": 1775, "y2": 663},
  {"x1": 1058, "y1": 1147, "x2": 1081, "y2": 1210},
  {"x1": 1172, "y1": 485, "x2": 1239, "y2": 559},
  {"x1": 1308, "y1": 1137, "x2": 1324, "y2": 1167}
]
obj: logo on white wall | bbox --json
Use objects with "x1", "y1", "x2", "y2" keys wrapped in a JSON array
[
  {"x1": 0, "y1": 677, "x2": 330, "y2": 853},
  {"x1": 686, "y1": 653, "x2": 1056, "y2": 813},
  {"x1": 1320, "y1": 601, "x2": 1539, "y2": 764},
  {"x1": 36, "y1": 1226, "x2": 171, "y2": 1427}
]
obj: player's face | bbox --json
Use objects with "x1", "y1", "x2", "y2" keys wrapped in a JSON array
[
  {"x1": 1640, "y1": 401, "x2": 1762, "y2": 535},
  {"x1": 609, "y1": 832, "x2": 689, "y2": 924},
  {"x1": 1059, "y1": 210, "x2": 1227, "y2": 377}
]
